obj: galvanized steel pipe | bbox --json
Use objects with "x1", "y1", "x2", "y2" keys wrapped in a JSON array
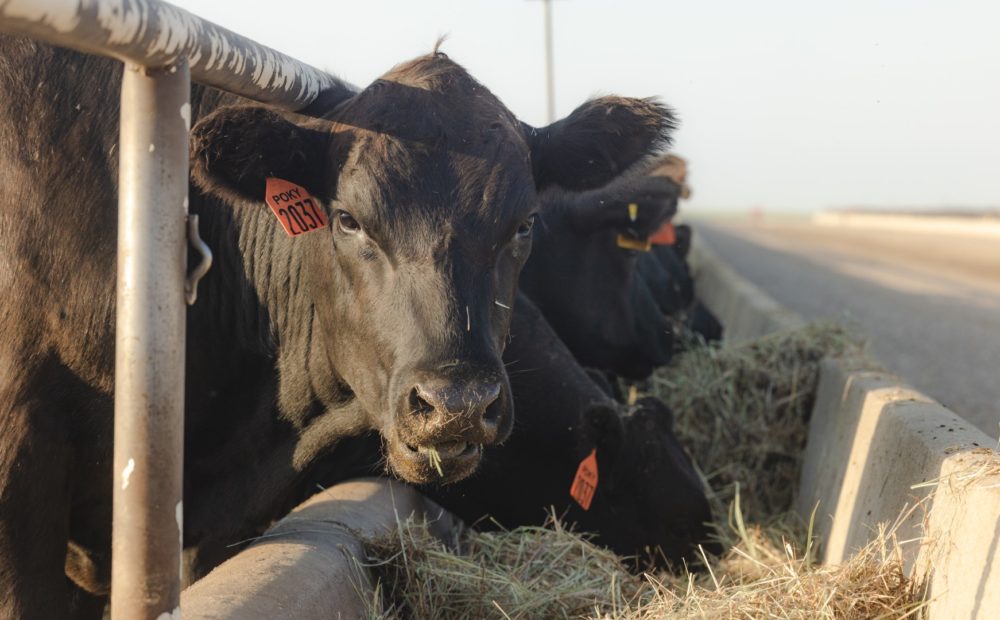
[
  {"x1": 0, "y1": 0, "x2": 347, "y2": 111},
  {"x1": 112, "y1": 59, "x2": 190, "y2": 620}
]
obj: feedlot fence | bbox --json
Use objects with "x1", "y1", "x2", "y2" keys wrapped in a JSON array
[{"x1": 0, "y1": 1, "x2": 341, "y2": 616}]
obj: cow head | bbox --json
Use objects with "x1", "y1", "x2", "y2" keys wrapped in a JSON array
[
  {"x1": 519, "y1": 174, "x2": 683, "y2": 379},
  {"x1": 575, "y1": 398, "x2": 718, "y2": 567},
  {"x1": 189, "y1": 52, "x2": 675, "y2": 484}
]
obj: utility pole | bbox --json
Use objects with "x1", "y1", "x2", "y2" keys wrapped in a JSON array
[{"x1": 543, "y1": 0, "x2": 555, "y2": 123}]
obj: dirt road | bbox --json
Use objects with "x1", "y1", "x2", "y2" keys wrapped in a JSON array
[{"x1": 695, "y1": 218, "x2": 1000, "y2": 438}]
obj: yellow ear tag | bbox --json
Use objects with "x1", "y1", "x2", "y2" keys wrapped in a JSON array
[
  {"x1": 616, "y1": 234, "x2": 652, "y2": 252},
  {"x1": 627, "y1": 202, "x2": 639, "y2": 223}
]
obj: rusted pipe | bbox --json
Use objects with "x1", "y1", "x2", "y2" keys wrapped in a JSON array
[{"x1": 182, "y1": 479, "x2": 460, "y2": 620}]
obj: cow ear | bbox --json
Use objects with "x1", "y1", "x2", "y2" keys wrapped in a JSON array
[
  {"x1": 524, "y1": 96, "x2": 677, "y2": 191},
  {"x1": 190, "y1": 105, "x2": 330, "y2": 205},
  {"x1": 579, "y1": 403, "x2": 625, "y2": 464},
  {"x1": 565, "y1": 174, "x2": 680, "y2": 237}
]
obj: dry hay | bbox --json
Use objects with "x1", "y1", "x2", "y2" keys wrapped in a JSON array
[
  {"x1": 362, "y1": 323, "x2": 926, "y2": 619},
  {"x1": 363, "y1": 518, "x2": 646, "y2": 619},
  {"x1": 646, "y1": 322, "x2": 866, "y2": 516},
  {"x1": 363, "y1": 503, "x2": 922, "y2": 619}
]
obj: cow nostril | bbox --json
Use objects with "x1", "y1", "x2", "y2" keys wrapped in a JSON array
[
  {"x1": 408, "y1": 387, "x2": 436, "y2": 416},
  {"x1": 482, "y1": 395, "x2": 502, "y2": 423}
]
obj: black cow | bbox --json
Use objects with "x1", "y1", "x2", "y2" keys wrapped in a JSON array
[
  {"x1": 520, "y1": 173, "x2": 683, "y2": 379},
  {"x1": 649, "y1": 225, "x2": 725, "y2": 344},
  {"x1": 325, "y1": 294, "x2": 717, "y2": 567},
  {"x1": 0, "y1": 37, "x2": 675, "y2": 619},
  {"x1": 435, "y1": 294, "x2": 717, "y2": 566},
  {"x1": 523, "y1": 170, "x2": 726, "y2": 380}
]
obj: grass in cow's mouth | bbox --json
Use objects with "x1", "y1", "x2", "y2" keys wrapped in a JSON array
[
  {"x1": 362, "y1": 323, "x2": 930, "y2": 618},
  {"x1": 425, "y1": 446, "x2": 444, "y2": 477}
]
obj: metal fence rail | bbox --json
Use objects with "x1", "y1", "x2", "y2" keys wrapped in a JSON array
[
  {"x1": 0, "y1": 0, "x2": 347, "y2": 110},
  {"x1": 0, "y1": 1, "x2": 348, "y2": 618}
]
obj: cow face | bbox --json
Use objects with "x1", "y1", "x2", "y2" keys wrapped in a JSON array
[
  {"x1": 576, "y1": 398, "x2": 718, "y2": 567},
  {"x1": 519, "y1": 175, "x2": 683, "y2": 379},
  {"x1": 190, "y1": 52, "x2": 676, "y2": 484}
]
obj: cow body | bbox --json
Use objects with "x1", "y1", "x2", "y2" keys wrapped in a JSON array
[
  {"x1": 522, "y1": 163, "x2": 726, "y2": 380},
  {"x1": 0, "y1": 37, "x2": 674, "y2": 618},
  {"x1": 520, "y1": 173, "x2": 683, "y2": 378}
]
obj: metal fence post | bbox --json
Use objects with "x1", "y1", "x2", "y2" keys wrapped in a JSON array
[{"x1": 113, "y1": 59, "x2": 190, "y2": 620}]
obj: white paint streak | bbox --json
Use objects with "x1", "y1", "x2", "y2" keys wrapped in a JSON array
[
  {"x1": 1, "y1": 0, "x2": 81, "y2": 33},
  {"x1": 150, "y1": 3, "x2": 197, "y2": 57},
  {"x1": 121, "y1": 458, "x2": 135, "y2": 490},
  {"x1": 177, "y1": 499, "x2": 184, "y2": 581},
  {"x1": 175, "y1": 500, "x2": 183, "y2": 549},
  {"x1": 155, "y1": 606, "x2": 180, "y2": 620},
  {"x1": 179, "y1": 103, "x2": 190, "y2": 130},
  {"x1": 96, "y1": 0, "x2": 146, "y2": 45},
  {"x1": 3, "y1": 0, "x2": 333, "y2": 106}
]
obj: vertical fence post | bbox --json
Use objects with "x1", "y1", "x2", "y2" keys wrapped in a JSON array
[{"x1": 112, "y1": 59, "x2": 190, "y2": 620}]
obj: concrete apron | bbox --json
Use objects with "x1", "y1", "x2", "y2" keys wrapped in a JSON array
[
  {"x1": 691, "y1": 238, "x2": 1000, "y2": 619},
  {"x1": 181, "y1": 478, "x2": 459, "y2": 619}
]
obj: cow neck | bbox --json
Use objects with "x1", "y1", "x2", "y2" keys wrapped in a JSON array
[{"x1": 191, "y1": 199, "x2": 352, "y2": 414}]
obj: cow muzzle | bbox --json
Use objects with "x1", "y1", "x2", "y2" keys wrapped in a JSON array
[{"x1": 386, "y1": 369, "x2": 512, "y2": 484}]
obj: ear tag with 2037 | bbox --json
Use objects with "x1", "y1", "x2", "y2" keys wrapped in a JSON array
[{"x1": 264, "y1": 177, "x2": 327, "y2": 237}]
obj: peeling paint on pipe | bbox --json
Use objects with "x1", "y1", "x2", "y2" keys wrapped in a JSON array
[{"x1": 0, "y1": 0, "x2": 349, "y2": 110}]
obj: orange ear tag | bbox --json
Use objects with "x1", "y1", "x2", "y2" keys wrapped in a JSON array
[
  {"x1": 569, "y1": 449, "x2": 599, "y2": 510},
  {"x1": 616, "y1": 234, "x2": 652, "y2": 252},
  {"x1": 264, "y1": 177, "x2": 328, "y2": 237},
  {"x1": 650, "y1": 221, "x2": 677, "y2": 245}
]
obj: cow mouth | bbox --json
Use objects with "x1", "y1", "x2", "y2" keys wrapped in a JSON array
[
  {"x1": 386, "y1": 435, "x2": 482, "y2": 484},
  {"x1": 407, "y1": 441, "x2": 478, "y2": 460}
]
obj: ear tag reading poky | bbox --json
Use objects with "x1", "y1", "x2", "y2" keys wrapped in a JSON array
[
  {"x1": 569, "y1": 449, "x2": 599, "y2": 510},
  {"x1": 264, "y1": 177, "x2": 328, "y2": 237},
  {"x1": 650, "y1": 221, "x2": 677, "y2": 245},
  {"x1": 627, "y1": 202, "x2": 639, "y2": 223}
]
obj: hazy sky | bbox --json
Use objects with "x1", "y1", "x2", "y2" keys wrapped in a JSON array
[{"x1": 174, "y1": 0, "x2": 1000, "y2": 213}]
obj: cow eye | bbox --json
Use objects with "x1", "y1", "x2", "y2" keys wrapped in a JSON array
[
  {"x1": 516, "y1": 214, "x2": 537, "y2": 238},
  {"x1": 336, "y1": 210, "x2": 361, "y2": 233}
]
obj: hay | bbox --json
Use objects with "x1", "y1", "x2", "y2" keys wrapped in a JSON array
[
  {"x1": 646, "y1": 322, "x2": 865, "y2": 516},
  {"x1": 364, "y1": 518, "x2": 646, "y2": 619},
  {"x1": 361, "y1": 323, "x2": 926, "y2": 619},
  {"x1": 363, "y1": 501, "x2": 922, "y2": 620}
]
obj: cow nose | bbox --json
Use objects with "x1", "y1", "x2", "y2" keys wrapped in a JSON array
[{"x1": 407, "y1": 378, "x2": 503, "y2": 440}]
